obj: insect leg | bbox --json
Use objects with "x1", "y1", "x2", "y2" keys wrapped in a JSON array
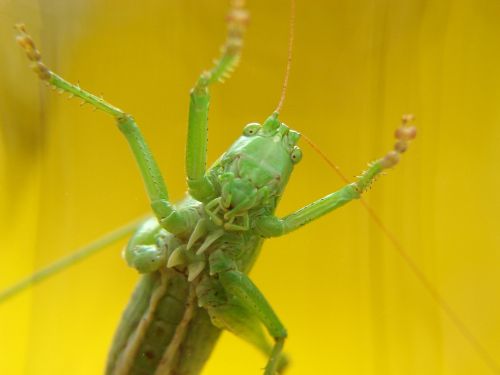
[
  {"x1": 217, "y1": 269, "x2": 287, "y2": 375},
  {"x1": 205, "y1": 250, "x2": 287, "y2": 374},
  {"x1": 122, "y1": 217, "x2": 170, "y2": 273},
  {"x1": 256, "y1": 118, "x2": 417, "y2": 237},
  {"x1": 186, "y1": 1, "x2": 248, "y2": 202},
  {"x1": 202, "y1": 298, "x2": 288, "y2": 373},
  {"x1": 15, "y1": 25, "x2": 189, "y2": 234}
]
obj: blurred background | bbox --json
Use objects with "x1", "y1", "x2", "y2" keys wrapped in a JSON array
[{"x1": 0, "y1": 0, "x2": 499, "y2": 374}]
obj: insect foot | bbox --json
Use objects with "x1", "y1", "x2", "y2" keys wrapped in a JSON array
[
  {"x1": 15, "y1": 24, "x2": 50, "y2": 81},
  {"x1": 381, "y1": 114, "x2": 417, "y2": 169},
  {"x1": 347, "y1": 115, "x2": 417, "y2": 196}
]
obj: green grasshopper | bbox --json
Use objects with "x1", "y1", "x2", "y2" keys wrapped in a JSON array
[{"x1": 12, "y1": 1, "x2": 416, "y2": 374}]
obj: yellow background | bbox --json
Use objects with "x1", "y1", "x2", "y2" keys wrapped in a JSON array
[{"x1": 1, "y1": 0, "x2": 499, "y2": 374}]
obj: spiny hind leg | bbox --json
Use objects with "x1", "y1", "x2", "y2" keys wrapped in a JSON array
[
  {"x1": 196, "y1": 275, "x2": 288, "y2": 374},
  {"x1": 209, "y1": 302, "x2": 289, "y2": 373},
  {"x1": 200, "y1": 251, "x2": 288, "y2": 374},
  {"x1": 15, "y1": 25, "x2": 189, "y2": 234},
  {"x1": 218, "y1": 270, "x2": 287, "y2": 375},
  {"x1": 186, "y1": 1, "x2": 249, "y2": 202}
]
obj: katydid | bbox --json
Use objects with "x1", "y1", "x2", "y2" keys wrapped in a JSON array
[{"x1": 10, "y1": 1, "x2": 419, "y2": 374}]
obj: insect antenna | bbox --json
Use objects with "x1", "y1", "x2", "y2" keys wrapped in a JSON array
[
  {"x1": 301, "y1": 131, "x2": 500, "y2": 375},
  {"x1": 274, "y1": 0, "x2": 296, "y2": 115}
]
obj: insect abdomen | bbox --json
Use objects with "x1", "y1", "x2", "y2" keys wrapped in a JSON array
[{"x1": 106, "y1": 270, "x2": 220, "y2": 375}]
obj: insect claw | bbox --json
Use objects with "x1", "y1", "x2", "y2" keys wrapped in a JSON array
[
  {"x1": 14, "y1": 23, "x2": 26, "y2": 32},
  {"x1": 401, "y1": 113, "x2": 415, "y2": 124}
]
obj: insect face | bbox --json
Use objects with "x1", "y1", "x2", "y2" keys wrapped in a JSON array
[{"x1": 213, "y1": 113, "x2": 301, "y2": 215}]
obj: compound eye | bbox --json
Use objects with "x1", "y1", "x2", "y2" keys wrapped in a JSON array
[
  {"x1": 290, "y1": 147, "x2": 302, "y2": 164},
  {"x1": 243, "y1": 123, "x2": 261, "y2": 136}
]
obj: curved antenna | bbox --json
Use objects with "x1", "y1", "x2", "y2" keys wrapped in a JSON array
[
  {"x1": 301, "y1": 131, "x2": 500, "y2": 375},
  {"x1": 274, "y1": 0, "x2": 296, "y2": 114}
]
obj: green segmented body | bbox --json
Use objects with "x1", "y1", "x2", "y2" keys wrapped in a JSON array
[{"x1": 106, "y1": 265, "x2": 223, "y2": 375}]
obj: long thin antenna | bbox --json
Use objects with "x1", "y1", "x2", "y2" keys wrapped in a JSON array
[
  {"x1": 301, "y1": 133, "x2": 500, "y2": 375},
  {"x1": 274, "y1": 0, "x2": 296, "y2": 114}
]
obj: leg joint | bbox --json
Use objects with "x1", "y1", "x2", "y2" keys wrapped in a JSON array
[
  {"x1": 192, "y1": 73, "x2": 210, "y2": 95},
  {"x1": 273, "y1": 328, "x2": 288, "y2": 340}
]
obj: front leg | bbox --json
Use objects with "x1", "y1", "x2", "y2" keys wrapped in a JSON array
[
  {"x1": 256, "y1": 117, "x2": 417, "y2": 237},
  {"x1": 186, "y1": 1, "x2": 249, "y2": 202},
  {"x1": 15, "y1": 25, "x2": 188, "y2": 234}
]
